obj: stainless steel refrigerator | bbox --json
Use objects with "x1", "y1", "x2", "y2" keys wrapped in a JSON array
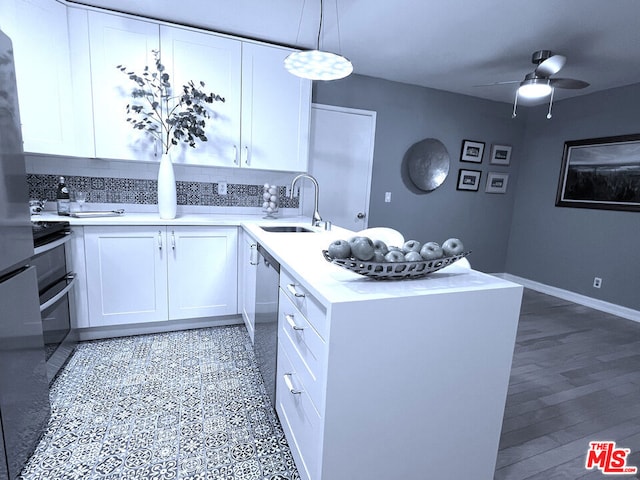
[{"x1": 0, "y1": 28, "x2": 51, "y2": 479}]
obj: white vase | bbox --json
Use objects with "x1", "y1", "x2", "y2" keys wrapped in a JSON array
[{"x1": 158, "y1": 152, "x2": 177, "y2": 219}]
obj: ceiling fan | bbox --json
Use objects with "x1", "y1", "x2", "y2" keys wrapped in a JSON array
[{"x1": 480, "y1": 50, "x2": 590, "y2": 119}]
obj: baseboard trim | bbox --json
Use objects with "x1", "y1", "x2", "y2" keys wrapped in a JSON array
[
  {"x1": 77, "y1": 315, "x2": 244, "y2": 341},
  {"x1": 494, "y1": 273, "x2": 640, "y2": 323}
]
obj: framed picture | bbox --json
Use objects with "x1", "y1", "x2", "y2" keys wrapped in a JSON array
[
  {"x1": 457, "y1": 169, "x2": 481, "y2": 191},
  {"x1": 556, "y1": 133, "x2": 640, "y2": 212},
  {"x1": 460, "y1": 140, "x2": 485, "y2": 163},
  {"x1": 490, "y1": 144, "x2": 512, "y2": 165},
  {"x1": 485, "y1": 172, "x2": 509, "y2": 194}
]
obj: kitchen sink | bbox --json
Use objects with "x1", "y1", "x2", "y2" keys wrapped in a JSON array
[{"x1": 260, "y1": 225, "x2": 315, "y2": 233}]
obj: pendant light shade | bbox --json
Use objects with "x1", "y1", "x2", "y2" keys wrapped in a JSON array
[
  {"x1": 284, "y1": 50, "x2": 353, "y2": 81},
  {"x1": 285, "y1": 0, "x2": 353, "y2": 81}
]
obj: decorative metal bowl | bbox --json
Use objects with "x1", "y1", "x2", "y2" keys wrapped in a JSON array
[{"x1": 322, "y1": 250, "x2": 471, "y2": 280}]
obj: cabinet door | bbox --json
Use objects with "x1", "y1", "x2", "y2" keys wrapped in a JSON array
[
  {"x1": 84, "y1": 227, "x2": 168, "y2": 326},
  {"x1": 0, "y1": 0, "x2": 78, "y2": 155},
  {"x1": 167, "y1": 226, "x2": 238, "y2": 320},
  {"x1": 88, "y1": 11, "x2": 160, "y2": 161},
  {"x1": 67, "y1": 7, "x2": 97, "y2": 158},
  {"x1": 241, "y1": 43, "x2": 311, "y2": 172},
  {"x1": 239, "y1": 231, "x2": 257, "y2": 342},
  {"x1": 160, "y1": 26, "x2": 242, "y2": 167}
]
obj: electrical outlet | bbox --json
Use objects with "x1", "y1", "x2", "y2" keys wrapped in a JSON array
[
  {"x1": 593, "y1": 277, "x2": 602, "y2": 288},
  {"x1": 217, "y1": 181, "x2": 227, "y2": 195},
  {"x1": 385, "y1": 192, "x2": 392, "y2": 203}
]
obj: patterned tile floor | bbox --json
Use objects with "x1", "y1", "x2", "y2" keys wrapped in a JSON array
[{"x1": 20, "y1": 326, "x2": 300, "y2": 480}]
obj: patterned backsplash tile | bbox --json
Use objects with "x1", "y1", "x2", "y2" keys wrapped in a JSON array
[{"x1": 27, "y1": 174, "x2": 298, "y2": 209}]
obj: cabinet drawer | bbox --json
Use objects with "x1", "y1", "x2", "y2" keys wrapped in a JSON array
[
  {"x1": 276, "y1": 343, "x2": 322, "y2": 480},
  {"x1": 280, "y1": 269, "x2": 328, "y2": 340},
  {"x1": 279, "y1": 289, "x2": 327, "y2": 412}
]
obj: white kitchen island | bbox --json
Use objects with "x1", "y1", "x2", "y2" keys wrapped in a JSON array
[{"x1": 243, "y1": 223, "x2": 523, "y2": 480}]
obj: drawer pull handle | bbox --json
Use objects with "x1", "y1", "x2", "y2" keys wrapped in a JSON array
[
  {"x1": 283, "y1": 373, "x2": 303, "y2": 395},
  {"x1": 287, "y1": 283, "x2": 305, "y2": 298},
  {"x1": 285, "y1": 314, "x2": 304, "y2": 331}
]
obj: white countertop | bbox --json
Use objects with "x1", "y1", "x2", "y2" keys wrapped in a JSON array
[
  {"x1": 34, "y1": 211, "x2": 520, "y2": 307},
  {"x1": 241, "y1": 223, "x2": 519, "y2": 306},
  {"x1": 33, "y1": 211, "x2": 310, "y2": 227}
]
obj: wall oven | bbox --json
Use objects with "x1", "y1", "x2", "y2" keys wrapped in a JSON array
[{"x1": 31, "y1": 221, "x2": 78, "y2": 382}]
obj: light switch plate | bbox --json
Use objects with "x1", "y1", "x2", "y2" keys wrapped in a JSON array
[{"x1": 218, "y1": 181, "x2": 227, "y2": 195}]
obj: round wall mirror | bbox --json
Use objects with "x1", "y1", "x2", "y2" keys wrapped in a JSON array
[{"x1": 405, "y1": 138, "x2": 450, "y2": 192}]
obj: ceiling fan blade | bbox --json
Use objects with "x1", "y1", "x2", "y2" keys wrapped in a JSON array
[
  {"x1": 550, "y1": 78, "x2": 590, "y2": 89},
  {"x1": 473, "y1": 80, "x2": 520, "y2": 87},
  {"x1": 535, "y1": 54, "x2": 566, "y2": 76}
]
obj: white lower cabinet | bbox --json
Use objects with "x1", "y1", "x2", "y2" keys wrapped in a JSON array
[
  {"x1": 276, "y1": 269, "x2": 327, "y2": 480},
  {"x1": 84, "y1": 226, "x2": 237, "y2": 327},
  {"x1": 239, "y1": 231, "x2": 257, "y2": 342},
  {"x1": 276, "y1": 341, "x2": 323, "y2": 480},
  {"x1": 167, "y1": 227, "x2": 238, "y2": 320}
]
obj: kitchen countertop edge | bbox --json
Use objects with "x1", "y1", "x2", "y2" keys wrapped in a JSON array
[{"x1": 34, "y1": 212, "x2": 523, "y2": 307}]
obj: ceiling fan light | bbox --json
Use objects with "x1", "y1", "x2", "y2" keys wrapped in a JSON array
[
  {"x1": 284, "y1": 50, "x2": 353, "y2": 81},
  {"x1": 518, "y1": 79, "x2": 552, "y2": 99}
]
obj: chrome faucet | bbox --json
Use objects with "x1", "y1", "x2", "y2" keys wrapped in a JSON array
[{"x1": 290, "y1": 173, "x2": 323, "y2": 227}]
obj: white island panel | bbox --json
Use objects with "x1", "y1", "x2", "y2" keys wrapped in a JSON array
[{"x1": 321, "y1": 285, "x2": 522, "y2": 480}]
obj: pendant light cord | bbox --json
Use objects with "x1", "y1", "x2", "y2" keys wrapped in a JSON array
[
  {"x1": 294, "y1": 0, "x2": 307, "y2": 48},
  {"x1": 317, "y1": 0, "x2": 323, "y2": 50},
  {"x1": 335, "y1": 0, "x2": 343, "y2": 55}
]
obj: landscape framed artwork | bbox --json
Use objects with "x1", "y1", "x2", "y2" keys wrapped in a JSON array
[
  {"x1": 485, "y1": 172, "x2": 509, "y2": 194},
  {"x1": 460, "y1": 140, "x2": 485, "y2": 163},
  {"x1": 556, "y1": 133, "x2": 640, "y2": 212},
  {"x1": 490, "y1": 144, "x2": 512, "y2": 165},
  {"x1": 457, "y1": 169, "x2": 481, "y2": 191}
]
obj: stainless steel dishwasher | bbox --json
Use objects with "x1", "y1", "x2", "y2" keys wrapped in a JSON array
[{"x1": 253, "y1": 243, "x2": 280, "y2": 406}]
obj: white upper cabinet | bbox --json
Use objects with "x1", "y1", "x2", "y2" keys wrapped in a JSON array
[
  {"x1": 3, "y1": 1, "x2": 311, "y2": 170},
  {"x1": 241, "y1": 42, "x2": 311, "y2": 172},
  {"x1": 87, "y1": 11, "x2": 160, "y2": 161},
  {"x1": 0, "y1": 0, "x2": 78, "y2": 156},
  {"x1": 159, "y1": 25, "x2": 242, "y2": 167}
]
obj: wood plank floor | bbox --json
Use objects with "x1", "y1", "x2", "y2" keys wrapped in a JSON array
[{"x1": 495, "y1": 289, "x2": 640, "y2": 479}]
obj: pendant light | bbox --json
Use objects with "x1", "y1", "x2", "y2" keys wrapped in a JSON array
[{"x1": 284, "y1": 0, "x2": 353, "y2": 81}]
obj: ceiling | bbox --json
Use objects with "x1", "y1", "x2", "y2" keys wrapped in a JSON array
[{"x1": 67, "y1": 0, "x2": 640, "y2": 106}]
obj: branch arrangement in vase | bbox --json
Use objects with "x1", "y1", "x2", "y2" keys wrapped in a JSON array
[{"x1": 117, "y1": 50, "x2": 225, "y2": 155}]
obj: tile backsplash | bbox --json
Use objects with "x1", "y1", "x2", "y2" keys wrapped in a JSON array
[
  {"x1": 25, "y1": 154, "x2": 302, "y2": 214},
  {"x1": 28, "y1": 174, "x2": 297, "y2": 209}
]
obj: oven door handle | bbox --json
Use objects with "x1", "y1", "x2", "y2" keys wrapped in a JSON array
[
  {"x1": 33, "y1": 231, "x2": 72, "y2": 256},
  {"x1": 40, "y1": 273, "x2": 76, "y2": 313}
]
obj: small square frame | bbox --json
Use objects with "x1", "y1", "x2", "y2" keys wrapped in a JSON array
[
  {"x1": 457, "y1": 169, "x2": 482, "y2": 191},
  {"x1": 485, "y1": 172, "x2": 509, "y2": 194},
  {"x1": 460, "y1": 140, "x2": 485, "y2": 163},
  {"x1": 490, "y1": 144, "x2": 512, "y2": 165}
]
